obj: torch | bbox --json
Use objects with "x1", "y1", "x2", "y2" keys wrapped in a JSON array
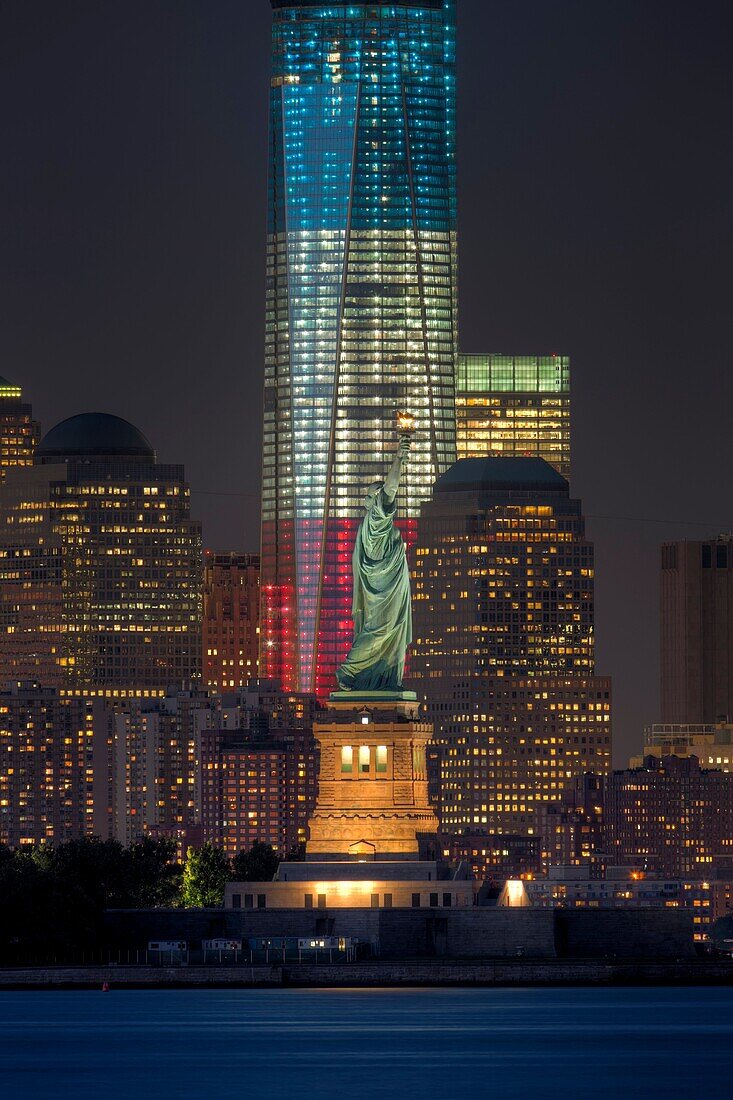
[{"x1": 396, "y1": 410, "x2": 416, "y2": 443}]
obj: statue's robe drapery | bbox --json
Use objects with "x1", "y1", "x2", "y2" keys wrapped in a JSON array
[{"x1": 336, "y1": 489, "x2": 412, "y2": 691}]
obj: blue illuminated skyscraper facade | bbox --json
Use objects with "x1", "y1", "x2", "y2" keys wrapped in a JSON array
[{"x1": 261, "y1": 0, "x2": 457, "y2": 695}]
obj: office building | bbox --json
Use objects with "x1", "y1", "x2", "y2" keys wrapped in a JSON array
[
  {"x1": 661, "y1": 537, "x2": 733, "y2": 723},
  {"x1": 456, "y1": 354, "x2": 570, "y2": 477},
  {"x1": 411, "y1": 457, "x2": 594, "y2": 687},
  {"x1": 0, "y1": 376, "x2": 40, "y2": 481},
  {"x1": 260, "y1": 0, "x2": 458, "y2": 696},
  {"x1": 411, "y1": 457, "x2": 609, "y2": 837},
  {"x1": 203, "y1": 552, "x2": 260, "y2": 691},
  {"x1": 0, "y1": 682, "x2": 109, "y2": 846},
  {"x1": 433, "y1": 676, "x2": 611, "y2": 835},
  {"x1": 0, "y1": 412, "x2": 202, "y2": 693},
  {"x1": 201, "y1": 725, "x2": 319, "y2": 857},
  {"x1": 605, "y1": 755, "x2": 733, "y2": 879}
]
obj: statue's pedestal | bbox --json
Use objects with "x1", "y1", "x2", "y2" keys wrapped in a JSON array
[
  {"x1": 305, "y1": 693, "x2": 439, "y2": 862},
  {"x1": 224, "y1": 693, "x2": 476, "y2": 911}
]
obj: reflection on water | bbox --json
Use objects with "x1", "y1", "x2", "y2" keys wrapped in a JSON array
[{"x1": 1, "y1": 987, "x2": 731, "y2": 1099}]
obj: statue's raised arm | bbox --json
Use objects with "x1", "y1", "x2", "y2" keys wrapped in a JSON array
[{"x1": 335, "y1": 431, "x2": 413, "y2": 693}]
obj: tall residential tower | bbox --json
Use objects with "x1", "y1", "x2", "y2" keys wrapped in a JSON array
[{"x1": 260, "y1": 0, "x2": 458, "y2": 695}]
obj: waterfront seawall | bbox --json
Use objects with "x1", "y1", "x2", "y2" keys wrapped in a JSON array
[
  {"x1": 0, "y1": 960, "x2": 732, "y2": 988},
  {"x1": 102, "y1": 906, "x2": 695, "y2": 960}
]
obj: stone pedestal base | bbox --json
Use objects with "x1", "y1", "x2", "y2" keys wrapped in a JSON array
[{"x1": 306, "y1": 697, "x2": 439, "y2": 862}]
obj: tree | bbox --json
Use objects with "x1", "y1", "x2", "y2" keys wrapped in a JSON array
[
  {"x1": 230, "y1": 842, "x2": 280, "y2": 882},
  {"x1": 182, "y1": 843, "x2": 230, "y2": 907},
  {"x1": 121, "y1": 837, "x2": 182, "y2": 908}
]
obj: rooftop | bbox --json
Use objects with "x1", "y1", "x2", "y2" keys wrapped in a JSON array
[
  {"x1": 434, "y1": 456, "x2": 569, "y2": 494},
  {"x1": 36, "y1": 413, "x2": 155, "y2": 462}
]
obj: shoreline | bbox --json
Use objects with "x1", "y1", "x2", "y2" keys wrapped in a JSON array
[{"x1": 1, "y1": 959, "x2": 733, "y2": 989}]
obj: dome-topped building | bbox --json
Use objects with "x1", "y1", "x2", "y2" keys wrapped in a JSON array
[
  {"x1": 35, "y1": 412, "x2": 155, "y2": 463},
  {"x1": 433, "y1": 456, "x2": 569, "y2": 495},
  {"x1": 0, "y1": 408, "x2": 201, "y2": 693}
]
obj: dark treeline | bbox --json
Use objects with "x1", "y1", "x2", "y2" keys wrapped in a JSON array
[{"x1": 0, "y1": 836, "x2": 302, "y2": 963}]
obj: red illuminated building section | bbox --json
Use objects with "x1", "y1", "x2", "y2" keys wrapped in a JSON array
[{"x1": 261, "y1": 517, "x2": 417, "y2": 699}]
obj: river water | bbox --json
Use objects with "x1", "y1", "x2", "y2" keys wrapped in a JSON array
[{"x1": 0, "y1": 986, "x2": 730, "y2": 1098}]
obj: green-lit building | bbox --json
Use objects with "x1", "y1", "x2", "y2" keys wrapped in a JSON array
[{"x1": 456, "y1": 354, "x2": 570, "y2": 479}]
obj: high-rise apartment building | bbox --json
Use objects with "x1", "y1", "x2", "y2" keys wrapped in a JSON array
[
  {"x1": 606, "y1": 755, "x2": 733, "y2": 878},
  {"x1": 201, "y1": 725, "x2": 319, "y2": 857},
  {"x1": 260, "y1": 0, "x2": 458, "y2": 696},
  {"x1": 534, "y1": 771, "x2": 605, "y2": 877},
  {"x1": 456, "y1": 354, "x2": 570, "y2": 478},
  {"x1": 0, "y1": 683, "x2": 109, "y2": 846},
  {"x1": 411, "y1": 457, "x2": 594, "y2": 686},
  {"x1": 444, "y1": 832, "x2": 542, "y2": 885},
  {"x1": 203, "y1": 552, "x2": 260, "y2": 691},
  {"x1": 0, "y1": 376, "x2": 40, "y2": 481},
  {"x1": 0, "y1": 413, "x2": 202, "y2": 694},
  {"x1": 107, "y1": 689, "x2": 218, "y2": 847},
  {"x1": 661, "y1": 538, "x2": 733, "y2": 724}
]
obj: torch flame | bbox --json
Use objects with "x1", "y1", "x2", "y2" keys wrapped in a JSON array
[{"x1": 396, "y1": 411, "x2": 415, "y2": 434}]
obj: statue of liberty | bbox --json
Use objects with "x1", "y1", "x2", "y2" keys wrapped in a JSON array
[{"x1": 336, "y1": 423, "x2": 413, "y2": 693}]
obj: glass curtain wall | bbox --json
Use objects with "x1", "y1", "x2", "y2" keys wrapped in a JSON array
[
  {"x1": 456, "y1": 354, "x2": 571, "y2": 478},
  {"x1": 261, "y1": 0, "x2": 457, "y2": 694}
]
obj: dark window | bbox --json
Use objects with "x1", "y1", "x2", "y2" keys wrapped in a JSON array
[
  {"x1": 257, "y1": 894, "x2": 266, "y2": 909},
  {"x1": 317, "y1": 894, "x2": 326, "y2": 909},
  {"x1": 384, "y1": 893, "x2": 392, "y2": 908},
  {"x1": 411, "y1": 893, "x2": 421, "y2": 908},
  {"x1": 371, "y1": 893, "x2": 379, "y2": 908},
  {"x1": 304, "y1": 893, "x2": 313, "y2": 908},
  {"x1": 442, "y1": 893, "x2": 452, "y2": 907},
  {"x1": 244, "y1": 894, "x2": 254, "y2": 909},
  {"x1": 430, "y1": 892, "x2": 439, "y2": 907},
  {"x1": 231, "y1": 893, "x2": 241, "y2": 909},
  {"x1": 718, "y1": 545, "x2": 728, "y2": 569},
  {"x1": 702, "y1": 545, "x2": 712, "y2": 568}
]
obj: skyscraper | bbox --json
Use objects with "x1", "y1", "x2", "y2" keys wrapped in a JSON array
[
  {"x1": 410, "y1": 457, "x2": 594, "y2": 684},
  {"x1": 0, "y1": 413, "x2": 202, "y2": 694},
  {"x1": 203, "y1": 551, "x2": 260, "y2": 691},
  {"x1": 0, "y1": 375, "x2": 40, "y2": 482},
  {"x1": 456, "y1": 354, "x2": 571, "y2": 478},
  {"x1": 409, "y1": 457, "x2": 611, "y2": 837},
  {"x1": 261, "y1": 0, "x2": 458, "y2": 695},
  {"x1": 661, "y1": 538, "x2": 733, "y2": 724}
]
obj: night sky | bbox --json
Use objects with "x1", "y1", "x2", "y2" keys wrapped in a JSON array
[{"x1": 1, "y1": 0, "x2": 732, "y2": 763}]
